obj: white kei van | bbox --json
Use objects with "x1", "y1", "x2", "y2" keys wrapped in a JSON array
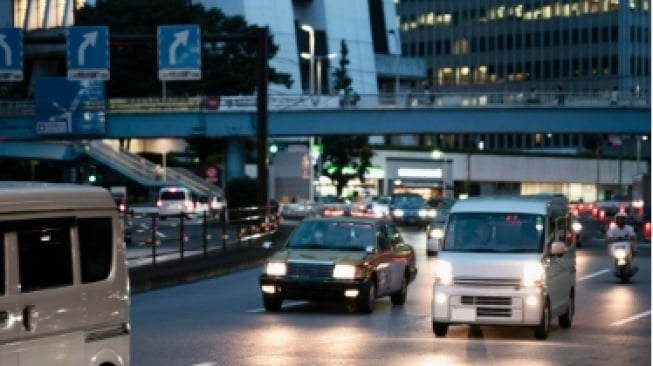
[
  {"x1": 0, "y1": 182, "x2": 130, "y2": 365},
  {"x1": 157, "y1": 186, "x2": 195, "y2": 219},
  {"x1": 431, "y1": 195, "x2": 576, "y2": 340}
]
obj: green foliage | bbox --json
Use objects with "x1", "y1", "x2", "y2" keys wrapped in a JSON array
[
  {"x1": 332, "y1": 40, "x2": 353, "y2": 94},
  {"x1": 75, "y1": 0, "x2": 292, "y2": 97},
  {"x1": 320, "y1": 135, "x2": 373, "y2": 196}
]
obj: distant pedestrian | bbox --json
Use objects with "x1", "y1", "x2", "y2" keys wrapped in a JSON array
[
  {"x1": 610, "y1": 86, "x2": 618, "y2": 106},
  {"x1": 338, "y1": 89, "x2": 345, "y2": 107},
  {"x1": 557, "y1": 85, "x2": 565, "y2": 105}
]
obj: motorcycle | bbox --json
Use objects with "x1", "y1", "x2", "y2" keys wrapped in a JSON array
[{"x1": 608, "y1": 237, "x2": 638, "y2": 283}]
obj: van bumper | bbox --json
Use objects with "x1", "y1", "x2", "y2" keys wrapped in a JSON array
[{"x1": 432, "y1": 284, "x2": 544, "y2": 326}]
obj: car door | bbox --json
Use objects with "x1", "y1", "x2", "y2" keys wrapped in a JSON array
[
  {"x1": 545, "y1": 215, "x2": 574, "y2": 315},
  {"x1": 374, "y1": 223, "x2": 395, "y2": 296},
  {"x1": 0, "y1": 232, "x2": 19, "y2": 366},
  {"x1": 8, "y1": 218, "x2": 85, "y2": 366}
]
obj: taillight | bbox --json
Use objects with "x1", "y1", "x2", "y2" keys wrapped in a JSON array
[{"x1": 645, "y1": 222, "x2": 651, "y2": 237}]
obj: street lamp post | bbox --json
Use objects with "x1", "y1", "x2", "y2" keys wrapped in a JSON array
[
  {"x1": 388, "y1": 30, "x2": 400, "y2": 100},
  {"x1": 301, "y1": 24, "x2": 315, "y2": 95},
  {"x1": 316, "y1": 53, "x2": 337, "y2": 95}
]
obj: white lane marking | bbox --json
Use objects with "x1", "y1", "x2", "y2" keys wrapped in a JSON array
[
  {"x1": 578, "y1": 269, "x2": 610, "y2": 281},
  {"x1": 248, "y1": 300, "x2": 308, "y2": 313},
  {"x1": 193, "y1": 363, "x2": 217, "y2": 366},
  {"x1": 611, "y1": 310, "x2": 652, "y2": 326}
]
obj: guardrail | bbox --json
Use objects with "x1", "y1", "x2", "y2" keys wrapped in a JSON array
[
  {"x1": 0, "y1": 91, "x2": 649, "y2": 117},
  {"x1": 126, "y1": 205, "x2": 281, "y2": 267}
]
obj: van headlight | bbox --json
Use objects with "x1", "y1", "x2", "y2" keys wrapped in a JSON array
[
  {"x1": 572, "y1": 221, "x2": 582, "y2": 233},
  {"x1": 522, "y1": 262, "x2": 544, "y2": 288},
  {"x1": 434, "y1": 260, "x2": 453, "y2": 285},
  {"x1": 393, "y1": 209, "x2": 404, "y2": 217},
  {"x1": 333, "y1": 264, "x2": 360, "y2": 279},
  {"x1": 419, "y1": 209, "x2": 436, "y2": 218},
  {"x1": 264, "y1": 262, "x2": 287, "y2": 276},
  {"x1": 429, "y1": 227, "x2": 444, "y2": 239}
]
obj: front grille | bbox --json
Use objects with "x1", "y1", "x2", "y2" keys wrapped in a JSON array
[
  {"x1": 477, "y1": 308, "x2": 512, "y2": 317},
  {"x1": 454, "y1": 277, "x2": 521, "y2": 287},
  {"x1": 461, "y1": 296, "x2": 512, "y2": 306},
  {"x1": 287, "y1": 262, "x2": 334, "y2": 279}
]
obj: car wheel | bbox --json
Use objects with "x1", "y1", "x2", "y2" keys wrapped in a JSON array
[
  {"x1": 558, "y1": 292, "x2": 574, "y2": 328},
  {"x1": 533, "y1": 299, "x2": 550, "y2": 340},
  {"x1": 390, "y1": 274, "x2": 408, "y2": 306},
  {"x1": 357, "y1": 280, "x2": 376, "y2": 314},
  {"x1": 432, "y1": 322, "x2": 449, "y2": 337},
  {"x1": 262, "y1": 295, "x2": 283, "y2": 312}
]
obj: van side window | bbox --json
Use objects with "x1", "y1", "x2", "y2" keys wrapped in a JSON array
[
  {"x1": 78, "y1": 218, "x2": 113, "y2": 284},
  {"x1": 17, "y1": 219, "x2": 73, "y2": 292}
]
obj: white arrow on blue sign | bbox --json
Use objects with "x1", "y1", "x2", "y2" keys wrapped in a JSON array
[
  {"x1": 67, "y1": 26, "x2": 110, "y2": 81},
  {"x1": 0, "y1": 28, "x2": 23, "y2": 81},
  {"x1": 158, "y1": 24, "x2": 201, "y2": 81}
]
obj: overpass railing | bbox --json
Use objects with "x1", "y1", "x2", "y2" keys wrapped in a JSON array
[{"x1": 0, "y1": 91, "x2": 649, "y2": 117}]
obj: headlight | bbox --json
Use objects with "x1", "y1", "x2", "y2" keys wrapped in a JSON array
[
  {"x1": 522, "y1": 262, "x2": 544, "y2": 288},
  {"x1": 614, "y1": 248, "x2": 627, "y2": 260},
  {"x1": 419, "y1": 209, "x2": 436, "y2": 218},
  {"x1": 393, "y1": 209, "x2": 404, "y2": 217},
  {"x1": 429, "y1": 228, "x2": 444, "y2": 239},
  {"x1": 264, "y1": 262, "x2": 287, "y2": 276},
  {"x1": 434, "y1": 260, "x2": 452, "y2": 285},
  {"x1": 572, "y1": 221, "x2": 582, "y2": 233},
  {"x1": 333, "y1": 264, "x2": 359, "y2": 279}
]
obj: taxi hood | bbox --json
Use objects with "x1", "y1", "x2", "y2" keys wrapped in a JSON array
[{"x1": 269, "y1": 248, "x2": 370, "y2": 264}]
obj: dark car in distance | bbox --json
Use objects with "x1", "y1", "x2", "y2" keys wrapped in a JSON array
[
  {"x1": 259, "y1": 216, "x2": 418, "y2": 313},
  {"x1": 388, "y1": 193, "x2": 435, "y2": 228}
]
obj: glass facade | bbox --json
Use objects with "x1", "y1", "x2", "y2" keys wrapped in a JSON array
[{"x1": 13, "y1": 0, "x2": 89, "y2": 30}]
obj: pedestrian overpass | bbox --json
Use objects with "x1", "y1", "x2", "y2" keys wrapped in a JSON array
[{"x1": 0, "y1": 92, "x2": 649, "y2": 197}]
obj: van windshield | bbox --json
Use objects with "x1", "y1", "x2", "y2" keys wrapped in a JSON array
[{"x1": 442, "y1": 213, "x2": 544, "y2": 253}]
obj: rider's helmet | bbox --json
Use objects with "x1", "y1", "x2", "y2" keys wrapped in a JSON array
[{"x1": 615, "y1": 211, "x2": 627, "y2": 226}]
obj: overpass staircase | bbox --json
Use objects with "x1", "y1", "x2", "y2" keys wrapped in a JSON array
[{"x1": 83, "y1": 140, "x2": 222, "y2": 197}]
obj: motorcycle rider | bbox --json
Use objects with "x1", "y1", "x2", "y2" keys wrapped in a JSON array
[{"x1": 606, "y1": 211, "x2": 638, "y2": 255}]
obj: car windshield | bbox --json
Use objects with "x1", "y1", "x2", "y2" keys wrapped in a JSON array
[
  {"x1": 442, "y1": 213, "x2": 544, "y2": 253},
  {"x1": 287, "y1": 221, "x2": 374, "y2": 251},
  {"x1": 391, "y1": 194, "x2": 425, "y2": 208}
]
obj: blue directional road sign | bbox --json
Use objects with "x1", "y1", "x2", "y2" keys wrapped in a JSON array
[
  {"x1": 0, "y1": 28, "x2": 23, "y2": 81},
  {"x1": 158, "y1": 25, "x2": 201, "y2": 80},
  {"x1": 67, "y1": 26, "x2": 109, "y2": 80},
  {"x1": 34, "y1": 77, "x2": 106, "y2": 136}
]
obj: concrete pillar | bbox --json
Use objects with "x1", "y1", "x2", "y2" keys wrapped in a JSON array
[{"x1": 225, "y1": 137, "x2": 246, "y2": 183}]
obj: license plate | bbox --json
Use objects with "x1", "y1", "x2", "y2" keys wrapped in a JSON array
[{"x1": 451, "y1": 307, "x2": 476, "y2": 322}]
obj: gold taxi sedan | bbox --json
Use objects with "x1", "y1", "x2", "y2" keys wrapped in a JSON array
[{"x1": 259, "y1": 216, "x2": 418, "y2": 313}]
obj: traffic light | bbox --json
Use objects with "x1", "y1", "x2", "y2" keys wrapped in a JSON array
[
  {"x1": 269, "y1": 143, "x2": 279, "y2": 155},
  {"x1": 87, "y1": 165, "x2": 97, "y2": 183}
]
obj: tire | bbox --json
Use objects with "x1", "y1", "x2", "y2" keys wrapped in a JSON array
[
  {"x1": 390, "y1": 274, "x2": 408, "y2": 306},
  {"x1": 262, "y1": 295, "x2": 282, "y2": 312},
  {"x1": 432, "y1": 322, "x2": 449, "y2": 337},
  {"x1": 558, "y1": 293, "x2": 574, "y2": 328},
  {"x1": 533, "y1": 299, "x2": 550, "y2": 340},
  {"x1": 357, "y1": 280, "x2": 376, "y2": 314}
]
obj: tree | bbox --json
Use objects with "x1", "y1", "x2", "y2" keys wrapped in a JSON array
[
  {"x1": 75, "y1": 0, "x2": 293, "y2": 97},
  {"x1": 320, "y1": 135, "x2": 373, "y2": 197},
  {"x1": 332, "y1": 40, "x2": 353, "y2": 95}
]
